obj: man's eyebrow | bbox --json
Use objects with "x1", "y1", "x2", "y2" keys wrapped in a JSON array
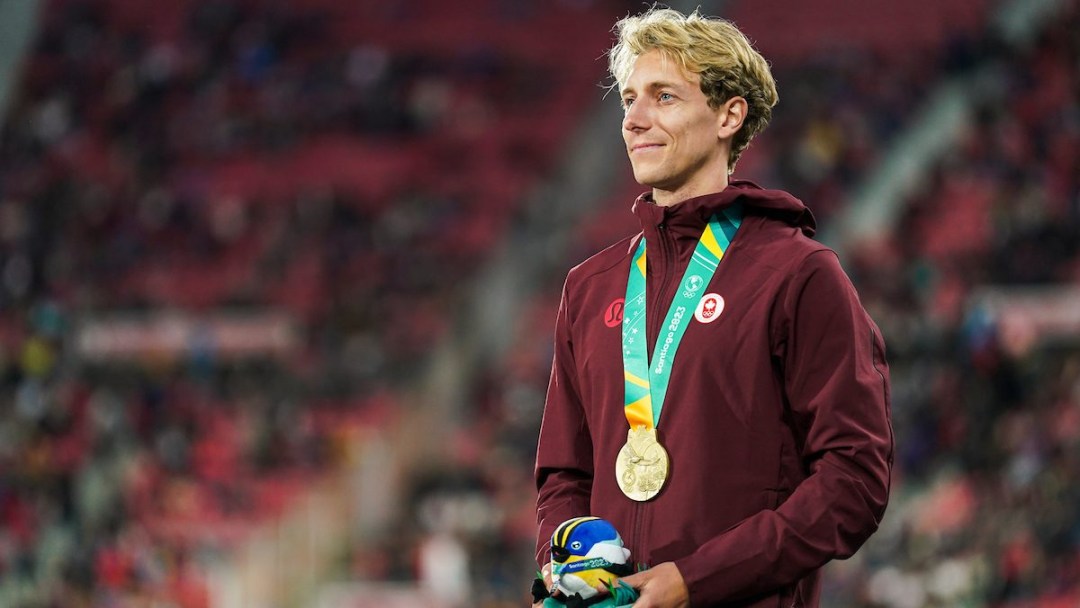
[{"x1": 621, "y1": 81, "x2": 685, "y2": 97}]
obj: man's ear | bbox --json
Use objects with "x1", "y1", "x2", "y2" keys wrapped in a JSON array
[{"x1": 717, "y1": 96, "x2": 747, "y2": 140}]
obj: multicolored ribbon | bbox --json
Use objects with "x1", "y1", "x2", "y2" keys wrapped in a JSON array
[{"x1": 621, "y1": 208, "x2": 741, "y2": 429}]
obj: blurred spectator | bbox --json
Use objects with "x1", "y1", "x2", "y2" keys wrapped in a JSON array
[{"x1": 1, "y1": 0, "x2": 1078, "y2": 605}]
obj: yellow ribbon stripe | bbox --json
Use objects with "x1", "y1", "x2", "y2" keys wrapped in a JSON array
[
  {"x1": 624, "y1": 395, "x2": 653, "y2": 429},
  {"x1": 624, "y1": 371, "x2": 649, "y2": 389},
  {"x1": 699, "y1": 223, "x2": 724, "y2": 259}
]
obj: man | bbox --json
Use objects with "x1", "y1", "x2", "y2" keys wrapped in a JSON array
[{"x1": 534, "y1": 7, "x2": 893, "y2": 608}]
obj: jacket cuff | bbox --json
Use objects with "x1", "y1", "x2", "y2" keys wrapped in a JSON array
[
  {"x1": 672, "y1": 550, "x2": 752, "y2": 605},
  {"x1": 673, "y1": 556, "x2": 713, "y2": 604}
]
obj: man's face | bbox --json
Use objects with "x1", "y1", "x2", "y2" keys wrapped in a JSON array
[{"x1": 620, "y1": 50, "x2": 728, "y2": 200}]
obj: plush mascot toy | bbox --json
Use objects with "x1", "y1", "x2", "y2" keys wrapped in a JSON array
[{"x1": 531, "y1": 517, "x2": 640, "y2": 608}]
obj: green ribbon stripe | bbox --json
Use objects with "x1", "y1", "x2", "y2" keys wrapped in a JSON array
[{"x1": 621, "y1": 208, "x2": 741, "y2": 429}]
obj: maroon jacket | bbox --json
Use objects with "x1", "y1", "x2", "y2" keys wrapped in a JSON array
[{"x1": 534, "y1": 181, "x2": 893, "y2": 607}]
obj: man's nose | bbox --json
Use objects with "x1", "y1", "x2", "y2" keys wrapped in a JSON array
[{"x1": 622, "y1": 100, "x2": 649, "y2": 132}]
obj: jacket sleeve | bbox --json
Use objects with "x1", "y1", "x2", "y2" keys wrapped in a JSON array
[
  {"x1": 534, "y1": 278, "x2": 595, "y2": 566},
  {"x1": 674, "y1": 250, "x2": 894, "y2": 603}
]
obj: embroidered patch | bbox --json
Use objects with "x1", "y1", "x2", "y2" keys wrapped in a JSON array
[
  {"x1": 694, "y1": 293, "x2": 725, "y2": 324},
  {"x1": 604, "y1": 298, "x2": 625, "y2": 328}
]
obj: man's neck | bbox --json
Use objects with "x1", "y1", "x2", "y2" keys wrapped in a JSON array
[{"x1": 652, "y1": 175, "x2": 731, "y2": 207}]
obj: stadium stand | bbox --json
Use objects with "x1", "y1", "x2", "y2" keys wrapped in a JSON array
[
  {"x1": 845, "y1": 4, "x2": 1080, "y2": 605},
  {"x1": 457, "y1": 0, "x2": 1080, "y2": 606},
  {"x1": 0, "y1": 0, "x2": 622, "y2": 605},
  {"x1": 0, "y1": 0, "x2": 1077, "y2": 606}
]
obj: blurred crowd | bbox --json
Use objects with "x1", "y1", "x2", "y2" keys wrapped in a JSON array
[
  {"x1": 469, "y1": 1, "x2": 1080, "y2": 607},
  {"x1": 844, "y1": 4, "x2": 1080, "y2": 605},
  {"x1": 0, "y1": 0, "x2": 1078, "y2": 607},
  {"x1": 0, "y1": 0, "x2": 621, "y2": 605}
]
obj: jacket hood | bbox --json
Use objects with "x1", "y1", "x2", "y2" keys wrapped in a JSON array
[{"x1": 631, "y1": 179, "x2": 816, "y2": 238}]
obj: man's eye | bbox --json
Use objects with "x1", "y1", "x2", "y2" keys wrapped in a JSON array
[
  {"x1": 622, "y1": 98, "x2": 635, "y2": 109},
  {"x1": 659, "y1": 92, "x2": 674, "y2": 102}
]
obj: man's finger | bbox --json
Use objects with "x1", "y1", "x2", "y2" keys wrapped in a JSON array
[
  {"x1": 629, "y1": 588, "x2": 655, "y2": 608},
  {"x1": 616, "y1": 569, "x2": 649, "y2": 590}
]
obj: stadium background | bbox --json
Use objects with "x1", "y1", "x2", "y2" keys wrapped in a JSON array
[{"x1": 0, "y1": 0, "x2": 1077, "y2": 606}]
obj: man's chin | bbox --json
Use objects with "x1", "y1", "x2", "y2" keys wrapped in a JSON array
[{"x1": 630, "y1": 171, "x2": 664, "y2": 189}]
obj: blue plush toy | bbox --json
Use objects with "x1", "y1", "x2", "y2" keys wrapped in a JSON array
[{"x1": 534, "y1": 517, "x2": 640, "y2": 608}]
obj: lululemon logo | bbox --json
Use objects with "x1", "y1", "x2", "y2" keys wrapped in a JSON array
[
  {"x1": 604, "y1": 298, "x2": 625, "y2": 328},
  {"x1": 694, "y1": 293, "x2": 725, "y2": 324}
]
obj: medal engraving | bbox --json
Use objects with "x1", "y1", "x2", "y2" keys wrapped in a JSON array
[{"x1": 615, "y1": 427, "x2": 669, "y2": 501}]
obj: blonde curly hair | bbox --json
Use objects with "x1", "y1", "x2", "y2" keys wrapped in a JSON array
[{"x1": 609, "y1": 7, "x2": 778, "y2": 172}]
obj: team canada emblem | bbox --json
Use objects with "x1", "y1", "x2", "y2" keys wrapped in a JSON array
[{"x1": 694, "y1": 293, "x2": 725, "y2": 324}]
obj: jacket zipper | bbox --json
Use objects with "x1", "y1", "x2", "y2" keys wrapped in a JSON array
[{"x1": 647, "y1": 222, "x2": 675, "y2": 364}]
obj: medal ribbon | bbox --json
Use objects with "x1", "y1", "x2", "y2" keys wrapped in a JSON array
[{"x1": 621, "y1": 208, "x2": 741, "y2": 429}]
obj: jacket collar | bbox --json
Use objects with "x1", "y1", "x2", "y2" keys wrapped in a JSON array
[{"x1": 631, "y1": 180, "x2": 816, "y2": 247}]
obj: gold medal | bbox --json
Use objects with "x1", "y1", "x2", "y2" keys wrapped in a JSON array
[{"x1": 615, "y1": 426, "x2": 669, "y2": 501}]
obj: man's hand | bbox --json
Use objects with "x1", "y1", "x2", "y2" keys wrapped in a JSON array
[{"x1": 618, "y1": 562, "x2": 689, "y2": 608}]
